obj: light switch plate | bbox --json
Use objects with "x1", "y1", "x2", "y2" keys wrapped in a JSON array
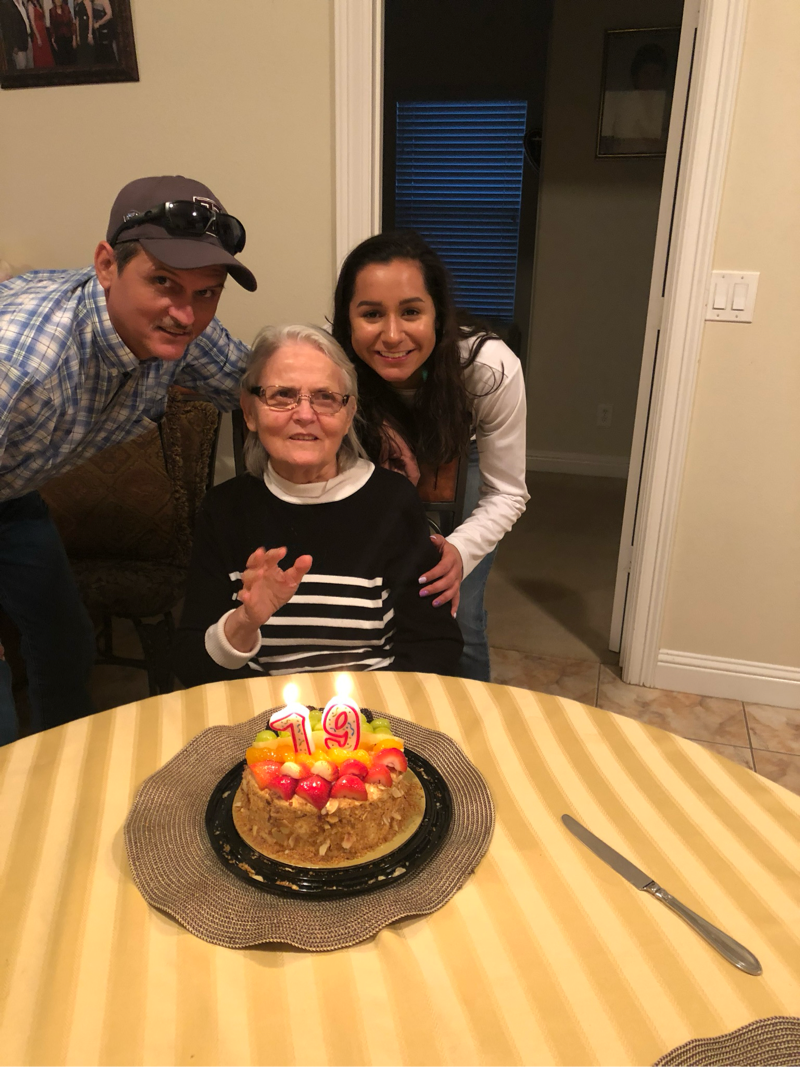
[{"x1": 705, "y1": 271, "x2": 759, "y2": 322}]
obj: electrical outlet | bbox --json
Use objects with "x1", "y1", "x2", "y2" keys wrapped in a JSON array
[{"x1": 597, "y1": 403, "x2": 613, "y2": 428}]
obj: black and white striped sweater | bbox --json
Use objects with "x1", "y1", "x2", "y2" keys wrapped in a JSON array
[{"x1": 174, "y1": 461, "x2": 463, "y2": 684}]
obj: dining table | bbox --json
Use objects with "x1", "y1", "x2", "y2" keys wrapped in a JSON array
[{"x1": 2, "y1": 670, "x2": 800, "y2": 1066}]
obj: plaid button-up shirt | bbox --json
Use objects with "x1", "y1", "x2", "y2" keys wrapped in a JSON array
[{"x1": 0, "y1": 267, "x2": 249, "y2": 501}]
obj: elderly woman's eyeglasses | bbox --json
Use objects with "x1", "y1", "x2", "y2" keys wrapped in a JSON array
[{"x1": 248, "y1": 386, "x2": 351, "y2": 414}]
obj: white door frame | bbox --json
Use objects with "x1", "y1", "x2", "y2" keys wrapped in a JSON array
[
  {"x1": 608, "y1": 3, "x2": 699, "y2": 656},
  {"x1": 619, "y1": 0, "x2": 748, "y2": 684},
  {"x1": 333, "y1": 0, "x2": 749, "y2": 688},
  {"x1": 333, "y1": 0, "x2": 383, "y2": 270}
]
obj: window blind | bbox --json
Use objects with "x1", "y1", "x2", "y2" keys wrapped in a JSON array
[{"x1": 395, "y1": 100, "x2": 528, "y2": 320}]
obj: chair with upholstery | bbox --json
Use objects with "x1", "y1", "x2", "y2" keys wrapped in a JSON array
[
  {"x1": 39, "y1": 388, "x2": 221, "y2": 696},
  {"x1": 416, "y1": 455, "x2": 469, "y2": 537}
]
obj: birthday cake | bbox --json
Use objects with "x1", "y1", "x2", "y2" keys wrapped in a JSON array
[{"x1": 232, "y1": 709, "x2": 425, "y2": 867}]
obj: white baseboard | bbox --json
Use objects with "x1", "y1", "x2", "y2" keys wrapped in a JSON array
[
  {"x1": 526, "y1": 450, "x2": 629, "y2": 478},
  {"x1": 655, "y1": 650, "x2": 800, "y2": 709}
]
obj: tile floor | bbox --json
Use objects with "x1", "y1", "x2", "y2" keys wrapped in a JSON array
[
  {"x1": 489, "y1": 648, "x2": 800, "y2": 794},
  {"x1": 486, "y1": 471, "x2": 800, "y2": 797},
  {"x1": 485, "y1": 471, "x2": 628, "y2": 662}
]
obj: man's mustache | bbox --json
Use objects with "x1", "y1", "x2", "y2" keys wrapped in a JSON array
[{"x1": 154, "y1": 319, "x2": 193, "y2": 336}]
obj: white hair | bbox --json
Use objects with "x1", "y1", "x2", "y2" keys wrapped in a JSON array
[{"x1": 241, "y1": 324, "x2": 367, "y2": 478}]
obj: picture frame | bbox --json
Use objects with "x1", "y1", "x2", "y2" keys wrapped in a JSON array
[
  {"x1": 0, "y1": 0, "x2": 139, "y2": 89},
  {"x1": 596, "y1": 27, "x2": 680, "y2": 159}
]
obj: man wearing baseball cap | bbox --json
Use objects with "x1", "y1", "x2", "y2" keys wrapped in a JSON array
[{"x1": 0, "y1": 175, "x2": 257, "y2": 744}]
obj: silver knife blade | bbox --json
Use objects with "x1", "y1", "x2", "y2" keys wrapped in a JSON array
[
  {"x1": 561, "y1": 813, "x2": 762, "y2": 976},
  {"x1": 562, "y1": 814, "x2": 653, "y2": 889}
]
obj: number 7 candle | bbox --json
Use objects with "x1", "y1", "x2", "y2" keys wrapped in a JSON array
[{"x1": 321, "y1": 673, "x2": 361, "y2": 751}]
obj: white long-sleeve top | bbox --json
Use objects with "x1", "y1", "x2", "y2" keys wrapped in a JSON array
[{"x1": 446, "y1": 337, "x2": 529, "y2": 578}]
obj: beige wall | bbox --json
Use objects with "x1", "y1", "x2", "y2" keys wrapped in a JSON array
[
  {"x1": 660, "y1": 0, "x2": 800, "y2": 666},
  {"x1": 527, "y1": 0, "x2": 682, "y2": 461},
  {"x1": 0, "y1": 0, "x2": 336, "y2": 344}
]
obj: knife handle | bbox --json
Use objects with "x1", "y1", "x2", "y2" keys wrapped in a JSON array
[{"x1": 645, "y1": 883, "x2": 762, "y2": 975}]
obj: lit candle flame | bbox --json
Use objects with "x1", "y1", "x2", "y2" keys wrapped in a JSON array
[
  {"x1": 283, "y1": 682, "x2": 299, "y2": 705},
  {"x1": 335, "y1": 673, "x2": 352, "y2": 699}
]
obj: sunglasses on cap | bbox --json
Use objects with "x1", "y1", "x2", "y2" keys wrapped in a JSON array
[{"x1": 108, "y1": 200, "x2": 246, "y2": 256}]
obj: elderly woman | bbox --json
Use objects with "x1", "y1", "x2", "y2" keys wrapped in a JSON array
[{"x1": 174, "y1": 325, "x2": 462, "y2": 685}]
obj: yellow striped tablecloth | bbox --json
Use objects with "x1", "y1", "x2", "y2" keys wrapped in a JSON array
[{"x1": 2, "y1": 671, "x2": 800, "y2": 1066}]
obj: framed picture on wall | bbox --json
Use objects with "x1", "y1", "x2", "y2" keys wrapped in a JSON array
[
  {"x1": 0, "y1": 0, "x2": 138, "y2": 89},
  {"x1": 596, "y1": 27, "x2": 681, "y2": 158}
]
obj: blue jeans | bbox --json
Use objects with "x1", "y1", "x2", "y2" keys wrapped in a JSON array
[
  {"x1": 0, "y1": 492, "x2": 96, "y2": 745},
  {"x1": 455, "y1": 442, "x2": 496, "y2": 682}
]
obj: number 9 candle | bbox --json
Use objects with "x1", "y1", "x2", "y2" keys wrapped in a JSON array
[
  {"x1": 321, "y1": 673, "x2": 361, "y2": 751},
  {"x1": 270, "y1": 683, "x2": 313, "y2": 754}
]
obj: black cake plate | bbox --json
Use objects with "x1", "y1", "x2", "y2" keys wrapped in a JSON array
[{"x1": 205, "y1": 749, "x2": 453, "y2": 899}]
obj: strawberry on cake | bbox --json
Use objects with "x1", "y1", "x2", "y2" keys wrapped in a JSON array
[{"x1": 232, "y1": 712, "x2": 425, "y2": 866}]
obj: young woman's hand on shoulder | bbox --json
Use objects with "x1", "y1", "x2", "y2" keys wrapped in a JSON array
[{"x1": 419, "y1": 534, "x2": 463, "y2": 615}]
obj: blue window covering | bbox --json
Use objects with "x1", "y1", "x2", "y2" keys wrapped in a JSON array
[{"x1": 395, "y1": 100, "x2": 528, "y2": 320}]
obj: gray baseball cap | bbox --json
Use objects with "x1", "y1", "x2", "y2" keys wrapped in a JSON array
[{"x1": 106, "y1": 175, "x2": 257, "y2": 291}]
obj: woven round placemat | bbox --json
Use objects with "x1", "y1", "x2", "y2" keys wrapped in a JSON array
[
  {"x1": 124, "y1": 707, "x2": 494, "y2": 951},
  {"x1": 653, "y1": 1016, "x2": 800, "y2": 1066}
]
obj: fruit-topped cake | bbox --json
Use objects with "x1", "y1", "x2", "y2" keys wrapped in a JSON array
[{"x1": 232, "y1": 709, "x2": 425, "y2": 867}]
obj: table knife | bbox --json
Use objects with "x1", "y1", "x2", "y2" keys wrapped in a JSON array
[{"x1": 561, "y1": 814, "x2": 762, "y2": 976}]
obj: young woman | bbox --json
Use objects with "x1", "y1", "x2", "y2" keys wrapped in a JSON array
[{"x1": 332, "y1": 231, "x2": 529, "y2": 682}]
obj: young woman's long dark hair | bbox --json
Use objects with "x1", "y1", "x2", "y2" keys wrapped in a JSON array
[{"x1": 331, "y1": 230, "x2": 495, "y2": 469}]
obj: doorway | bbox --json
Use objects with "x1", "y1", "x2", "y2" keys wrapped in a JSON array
[
  {"x1": 381, "y1": 0, "x2": 553, "y2": 368},
  {"x1": 380, "y1": 0, "x2": 684, "y2": 681},
  {"x1": 335, "y1": 0, "x2": 747, "y2": 691}
]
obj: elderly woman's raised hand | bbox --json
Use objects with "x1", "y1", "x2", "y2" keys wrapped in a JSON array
[{"x1": 224, "y1": 546, "x2": 313, "y2": 653}]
